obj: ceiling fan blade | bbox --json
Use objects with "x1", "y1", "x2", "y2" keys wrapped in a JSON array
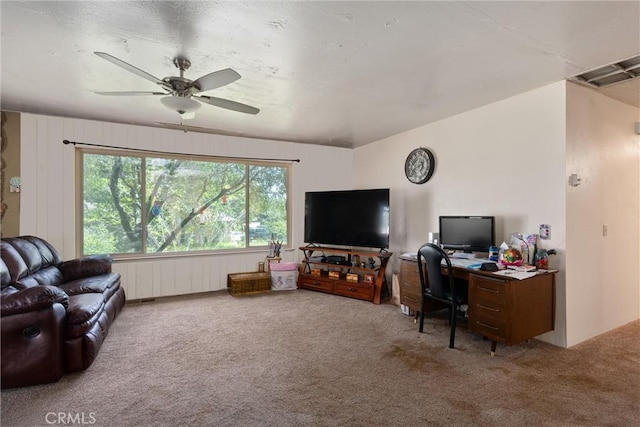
[
  {"x1": 195, "y1": 95, "x2": 260, "y2": 115},
  {"x1": 192, "y1": 68, "x2": 241, "y2": 93},
  {"x1": 94, "y1": 52, "x2": 164, "y2": 85},
  {"x1": 95, "y1": 91, "x2": 166, "y2": 96}
]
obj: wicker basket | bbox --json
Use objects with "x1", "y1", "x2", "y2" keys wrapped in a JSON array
[{"x1": 227, "y1": 272, "x2": 272, "y2": 296}]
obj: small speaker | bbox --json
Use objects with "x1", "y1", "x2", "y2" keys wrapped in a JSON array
[{"x1": 635, "y1": 122, "x2": 640, "y2": 135}]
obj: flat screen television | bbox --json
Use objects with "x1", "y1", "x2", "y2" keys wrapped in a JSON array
[
  {"x1": 439, "y1": 216, "x2": 495, "y2": 253},
  {"x1": 304, "y1": 189, "x2": 390, "y2": 249}
]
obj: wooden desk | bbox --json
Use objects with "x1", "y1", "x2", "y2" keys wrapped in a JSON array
[{"x1": 398, "y1": 256, "x2": 556, "y2": 354}]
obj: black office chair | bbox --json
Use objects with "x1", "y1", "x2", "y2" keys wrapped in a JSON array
[{"x1": 417, "y1": 243, "x2": 467, "y2": 349}]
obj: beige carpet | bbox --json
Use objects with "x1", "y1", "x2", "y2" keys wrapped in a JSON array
[{"x1": 1, "y1": 289, "x2": 638, "y2": 426}]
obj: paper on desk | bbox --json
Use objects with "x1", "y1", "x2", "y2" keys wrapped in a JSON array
[
  {"x1": 401, "y1": 252, "x2": 418, "y2": 259},
  {"x1": 492, "y1": 270, "x2": 538, "y2": 280}
]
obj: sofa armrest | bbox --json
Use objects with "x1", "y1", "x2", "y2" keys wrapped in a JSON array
[
  {"x1": 59, "y1": 254, "x2": 113, "y2": 282},
  {"x1": 1, "y1": 286, "x2": 69, "y2": 317}
]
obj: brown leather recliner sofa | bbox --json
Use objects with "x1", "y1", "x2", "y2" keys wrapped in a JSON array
[{"x1": 1, "y1": 236, "x2": 126, "y2": 388}]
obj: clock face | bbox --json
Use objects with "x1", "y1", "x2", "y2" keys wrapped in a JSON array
[{"x1": 405, "y1": 148, "x2": 435, "y2": 184}]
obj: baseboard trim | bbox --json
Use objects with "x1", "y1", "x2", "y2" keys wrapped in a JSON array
[{"x1": 125, "y1": 290, "x2": 225, "y2": 305}]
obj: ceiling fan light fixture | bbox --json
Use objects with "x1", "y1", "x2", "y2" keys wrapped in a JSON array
[
  {"x1": 160, "y1": 96, "x2": 201, "y2": 119},
  {"x1": 94, "y1": 53, "x2": 259, "y2": 116},
  {"x1": 180, "y1": 111, "x2": 197, "y2": 120}
]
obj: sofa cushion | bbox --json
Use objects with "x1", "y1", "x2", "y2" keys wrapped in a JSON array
[
  {"x1": 1, "y1": 287, "x2": 19, "y2": 297},
  {"x1": 59, "y1": 273, "x2": 120, "y2": 296},
  {"x1": 64, "y1": 314, "x2": 108, "y2": 373},
  {"x1": 0, "y1": 258, "x2": 11, "y2": 289},
  {"x1": 4, "y1": 237, "x2": 46, "y2": 275},
  {"x1": 65, "y1": 293, "x2": 105, "y2": 338},
  {"x1": 1, "y1": 242, "x2": 29, "y2": 283},
  {"x1": 59, "y1": 254, "x2": 112, "y2": 282},
  {"x1": 20, "y1": 236, "x2": 63, "y2": 266},
  {"x1": 15, "y1": 266, "x2": 64, "y2": 289}
]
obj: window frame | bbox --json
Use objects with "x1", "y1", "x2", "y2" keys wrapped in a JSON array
[{"x1": 76, "y1": 147, "x2": 292, "y2": 259}]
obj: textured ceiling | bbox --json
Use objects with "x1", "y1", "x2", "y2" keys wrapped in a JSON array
[{"x1": 1, "y1": 1, "x2": 639, "y2": 148}]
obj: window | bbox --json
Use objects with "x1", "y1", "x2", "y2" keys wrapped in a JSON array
[{"x1": 80, "y1": 149, "x2": 290, "y2": 256}]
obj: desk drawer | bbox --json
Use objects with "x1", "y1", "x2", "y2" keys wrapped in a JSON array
[
  {"x1": 400, "y1": 260, "x2": 420, "y2": 284},
  {"x1": 401, "y1": 291, "x2": 449, "y2": 312},
  {"x1": 470, "y1": 299, "x2": 508, "y2": 323},
  {"x1": 400, "y1": 278, "x2": 421, "y2": 294},
  {"x1": 470, "y1": 313, "x2": 508, "y2": 342},
  {"x1": 470, "y1": 275, "x2": 508, "y2": 306},
  {"x1": 400, "y1": 292, "x2": 421, "y2": 310}
]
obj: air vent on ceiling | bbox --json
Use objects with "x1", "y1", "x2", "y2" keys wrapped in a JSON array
[{"x1": 571, "y1": 54, "x2": 640, "y2": 88}]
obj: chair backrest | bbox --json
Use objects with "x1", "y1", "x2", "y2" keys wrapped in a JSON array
[{"x1": 417, "y1": 243, "x2": 455, "y2": 299}]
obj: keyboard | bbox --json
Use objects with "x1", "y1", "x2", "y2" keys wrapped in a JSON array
[
  {"x1": 451, "y1": 252, "x2": 476, "y2": 259},
  {"x1": 404, "y1": 252, "x2": 496, "y2": 270}
]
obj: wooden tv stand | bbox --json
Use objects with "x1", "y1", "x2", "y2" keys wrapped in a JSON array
[{"x1": 298, "y1": 246, "x2": 392, "y2": 304}]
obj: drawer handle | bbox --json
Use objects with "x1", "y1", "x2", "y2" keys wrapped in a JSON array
[
  {"x1": 478, "y1": 286, "x2": 500, "y2": 294},
  {"x1": 476, "y1": 321, "x2": 499, "y2": 331},
  {"x1": 478, "y1": 304, "x2": 500, "y2": 312},
  {"x1": 348, "y1": 287, "x2": 357, "y2": 292}
]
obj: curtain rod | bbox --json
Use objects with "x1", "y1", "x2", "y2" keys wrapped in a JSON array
[{"x1": 62, "y1": 140, "x2": 300, "y2": 163}]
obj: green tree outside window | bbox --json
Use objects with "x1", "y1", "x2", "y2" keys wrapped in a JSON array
[{"x1": 81, "y1": 151, "x2": 290, "y2": 255}]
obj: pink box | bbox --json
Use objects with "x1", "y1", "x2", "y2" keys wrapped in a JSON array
[
  {"x1": 269, "y1": 262, "x2": 298, "y2": 271},
  {"x1": 269, "y1": 262, "x2": 298, "y2": 291}
]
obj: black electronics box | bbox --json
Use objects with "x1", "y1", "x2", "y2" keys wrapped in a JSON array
[
  {"x1": 480, "y1": 262, "x2": 499, "y2": 272},
  {"x1": 325, "y1": 255, "x2": 349, "y2": 265}
]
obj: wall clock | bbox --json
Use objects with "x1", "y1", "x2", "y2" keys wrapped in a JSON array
[{"x1": 404, "y1": 148, "x2": 435, "y2": 184}]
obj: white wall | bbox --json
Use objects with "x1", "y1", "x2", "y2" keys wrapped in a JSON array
[
  {"x1": 19, "y1": 114, "x2": 352, "y2": 300},
  {"x1": 354, "y1": 82, "x2": 568, "y2": 347},
  {"x1": 565, "y1": 82, "x2": 640, "y2": 346}
]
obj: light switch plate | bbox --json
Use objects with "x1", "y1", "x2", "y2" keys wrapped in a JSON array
[{"x1": 568, "y1": 173, "x2": 581, "y2": 187}]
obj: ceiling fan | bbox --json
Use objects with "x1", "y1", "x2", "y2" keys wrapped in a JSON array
[{"x1": 94, "y1": 52, "x2": 259, "y2": 119}]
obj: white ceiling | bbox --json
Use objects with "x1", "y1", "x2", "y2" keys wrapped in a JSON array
[{"x1": 1, "y1": 1, "x2": 639, "y2": 148}]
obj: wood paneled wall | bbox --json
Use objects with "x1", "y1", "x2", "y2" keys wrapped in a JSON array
[{"x1": 20, "y1": 114, "x2": 353, "y2": 300}]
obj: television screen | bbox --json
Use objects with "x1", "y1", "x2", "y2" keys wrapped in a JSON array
[
  {"x1": 439, "y1": 216, "x2": 495, "y2": 252},
  {"x1": 304, "y1": 189, "x2": 390, "y2": 249}
]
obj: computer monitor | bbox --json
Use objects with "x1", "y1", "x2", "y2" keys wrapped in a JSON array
[{"x1": 439, "y1": 216, "x2": 495, "y2": 253}]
